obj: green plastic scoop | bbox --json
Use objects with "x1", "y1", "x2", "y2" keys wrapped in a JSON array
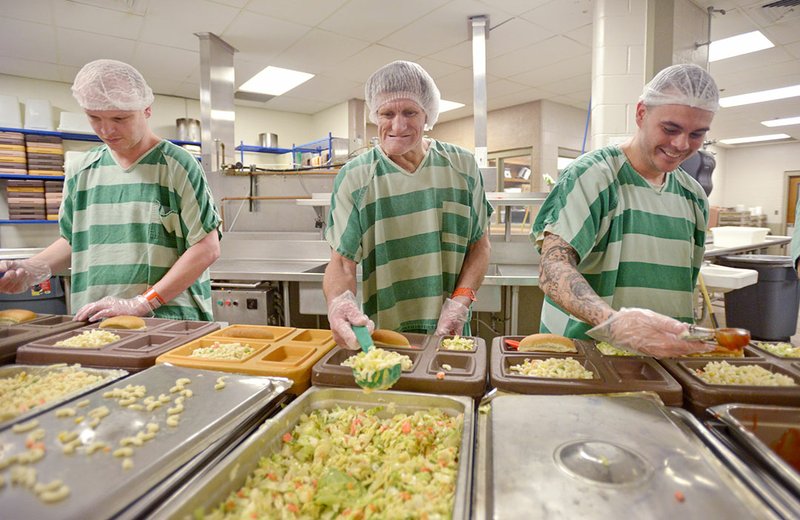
[{"x1": 351, "y1": 325, "x2": 402, "y2": 391}]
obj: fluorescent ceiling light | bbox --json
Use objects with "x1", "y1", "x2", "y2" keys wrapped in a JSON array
[
  {"x1": 239, "y1": 66, "x2": 314, "y2": 96},
  {"x1": 439, "y1": 99, "x2": 465, "y2": 113},
  {"x1": 762, "y1": 116, "x2": 800, "y2": 127},
  {"x1": 719, "y1": 85, "x2": 800, "y2": 108},
  {"x1": 709, "y1": 31, "x2": 774, "y2": 62},
  {"x1": 719, "y1": 133, "x2": 791, "y2": 145}
]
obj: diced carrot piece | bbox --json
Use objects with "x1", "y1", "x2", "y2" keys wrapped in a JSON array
[{"x1": 282, "y1": 432, "x2": 292, "y2": 442}]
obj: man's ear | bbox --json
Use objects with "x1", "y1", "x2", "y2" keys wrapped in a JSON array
[
  {"x1": 144, "y1": 106, "x2": 152, "y2": 118},
  {"x1": 634, "y1": 101, "x2": 647, "y2": 127}
]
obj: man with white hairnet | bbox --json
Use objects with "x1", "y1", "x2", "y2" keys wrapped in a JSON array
[
  {"x1": 531, "y1": 63, "x2": 720, "y2": 357},
  {"x1": 323, "y1": 60, "x2": 493, "y2": 349},
  {"x1": 0, "y1": 59, "x2": 221, "y2": 322}
]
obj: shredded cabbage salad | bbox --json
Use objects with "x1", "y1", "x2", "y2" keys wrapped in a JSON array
[
  {"x1": 509, "y1": 357, "x2": 594, "y2": 379},
  {"x1": 756, "y1": 342, "x2": 800, "y2": 358},
  {"x1": 440, "y1": 336, "x2": 474, "y2": 351},
  {"x1": 201, "y1": 406, "x2": 463, "y2": 519},
  {"x1": 54, "y1": 329, "x2": 120, "y2": 348},
  {"x1": 595, "y1": 341, "x2": 637, "y2": 356},
  {"x1": 694, "y1": 361, "x2": 796, "y2": 386},
  {"x1": 341, "y1": 348, "x2": 413, "y2": 379}
]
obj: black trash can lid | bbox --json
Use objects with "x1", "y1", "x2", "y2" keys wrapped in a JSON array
[{"x1": 718, "y1": 254, "x2": 793, "y2": 267}]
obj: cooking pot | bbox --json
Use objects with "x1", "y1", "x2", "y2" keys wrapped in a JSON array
[
  {"x1": 176, "y1": 118, "x2": 201, "y2": 142},
  {"x1": 259, "y1": 133, "x2": 278, "y2": 148}
]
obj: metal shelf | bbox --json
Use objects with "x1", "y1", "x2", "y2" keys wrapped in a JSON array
[
  {"x1": 234, "y1": 133, "x2": 343, "y2": 162},
  {"x1": 0, "y1": 219, "x2": 57, "y2": 224},
  {"x1": 0, "y1": 126, "x2": 200, "y2": 147},
  {"x1": 0, "y1": 173, "x2": 64, "y2": 181}
]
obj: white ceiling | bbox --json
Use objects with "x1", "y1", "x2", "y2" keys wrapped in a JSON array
[{"x1": 1, "y1": 0, "x2": 799, "y2": 146}]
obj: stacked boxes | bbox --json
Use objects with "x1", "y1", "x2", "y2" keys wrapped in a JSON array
[
  {"x1": 6, "y1": 179, "x2": 45, "y2": 220},
  {"x1": 25, "y1": 134, "x2": 64, "y2": 176},
  {"x1": 0, "y1": 131, "x2": 27, "y2": 174},
  {"x1": 44, "y1": 180, "x2": 63, "y2": 220}
]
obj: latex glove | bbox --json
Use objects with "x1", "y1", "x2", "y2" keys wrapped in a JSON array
[
  {"x1": 327, "y1": 290, "x2": 375, "y2": 350},
  {"x1": 586, "y1": 307, "x2": 714, "y2": 357},
  {"x1": 74, "y1": 295, "x2": 153, "y2": 322},
  {"x1": 434, "y1": 298, "x2": 470, "y2": 336},
  {"x1": 0, "y1": 258, "x2": 52, "y2": 294}
]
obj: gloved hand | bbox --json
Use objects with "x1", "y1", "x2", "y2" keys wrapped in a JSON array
[
  {"x1": 0, "y1": 258, "x2": 52, "y2": 294},
  {"x1": 73, "y1": 295, "x2": 153, "y2": 322},
  {"x1": 434, "y1": 298, "x2": 470, "y2": 336},
  {"x1": 327, "y1": 290, "x2": 375, "y2": 350},
  {"x1": 586, "y1": 307, "x2": 714, "y2": 357}
]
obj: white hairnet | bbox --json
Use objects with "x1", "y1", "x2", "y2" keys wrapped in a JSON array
[
  {"x1": 365, "y1": 60, "x2": 441, "y2": 129},
  {"x1": 71, "y1": 59, "x2": 154, "y2": 111},
  {"x1": 639, "y1": 63, "x2": 719, "y2": 112}
]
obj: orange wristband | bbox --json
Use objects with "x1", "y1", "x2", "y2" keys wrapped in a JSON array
[
  {"x1": 452, "y1": 287, "x2": 477, "y2": 302},
  {"x1": 142, "y1": 287, "x2": 166, "y2": 309}
]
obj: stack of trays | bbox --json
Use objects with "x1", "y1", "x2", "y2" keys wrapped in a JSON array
[
  {"x1": 658, "y1": 344, "x2": 800, "y2": 415},
  {"x1": 490, "y1": 337, "x2": 683, "y2": 406},
  {"x1": 15, "y1": 318, "x2": 220, "y2": 372},
  {"x1": 44, "y1": 180, "x2": 63, "y2": 220},
  {"x1": 0, "y1": 131, "x2": 26, "y2": 174},
  {"x1": 156, "y1": 324, "x2": 337, "y2": 394},
  {"x1": 6, "y1": 179, "x2": 45, "y2": 220},
  {"x1": 25, "y1": 134, "x2": 63, "y2": 176},
  {"x1": 312, "y1": 333, "x2": 488, "y2": 398}
]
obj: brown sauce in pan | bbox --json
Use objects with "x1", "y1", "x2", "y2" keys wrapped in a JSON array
[{"x1": 771, "y1": 427, "x2": 800, "y2": 473}]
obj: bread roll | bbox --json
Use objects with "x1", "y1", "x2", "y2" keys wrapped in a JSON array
[
  {"x1": 371, "y1": 329, "x2": 410, "y2": 346},
  {"x1": 227, "y1": 327, "x2": 274, "y2": 339},
  {"x1": 0, "y1": 308, "x2": 38, "y2": 325},
  {"x1": 98, "y1": 315, "x2": 147, "y2": 330},
  {"x1": 684, "y1": 345, "x2": 745, "y2": 358},
  {"x1": 518, "y1": 333, "x2": 576, "y2": 353}
]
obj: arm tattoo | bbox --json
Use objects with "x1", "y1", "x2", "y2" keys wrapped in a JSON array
[{"x1": 539, "y1": 234, "x2": 614, "y2": 326}]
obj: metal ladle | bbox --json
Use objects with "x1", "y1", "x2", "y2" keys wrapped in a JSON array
[{"x1": 686, "y1": 325, "x2": 751, "y2": 350}]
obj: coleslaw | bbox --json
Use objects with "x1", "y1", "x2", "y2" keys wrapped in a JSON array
[
  {"x1": 440, "y1": 336, "x2": 475, "y2": 351},
  {"x1": 694, "y1": 361, "x2": 796, "y2": 386},
  {"x1": 341, "y1": 347, "x2": 413, "y2": 379},
  {"x1": 509, "y1": 357, "x2": 594, "y2": 379},
  {"x1": 202, "y1": 406, "x2": 463, "y2": 519},
  {"x1": 756, "y1": 342, "x2": 800, "y2": 358}
]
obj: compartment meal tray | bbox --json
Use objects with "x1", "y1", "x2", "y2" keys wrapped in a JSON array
[
  {"x1": 155, "y1": 325, "x2": 337, "y2": 394},
  {"x1": 489, "y1": 337, "x2": 683, "y2": 406},
  {"x1": 150, "y1": 387, "x2": 474, "y2": 519},
  {"x1": 0, "y1": 314, "x2": 86, "y2": 364},
  {"x1": 0, "y1": 364, "x2": 292, "y2": 520},
  {"x1": 0, "y1": 364, "x2": 127, "y2": 430},
  {"x1": 312, "y1": 332, "x2": 488, "y2": 397},
  {"x1": 473, "y1": 393, "x2": 774, "y2": 519},
  {"x1": 15, "y1": 318, "x2": 220, "y2": 372}
]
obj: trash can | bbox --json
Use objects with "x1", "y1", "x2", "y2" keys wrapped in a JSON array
[
  {"x1": 0, "y1": 276, "x2": 67, "y2": 314},
  {"x1": 717, "y1": 255, "x2": 800, "y2": 341}
]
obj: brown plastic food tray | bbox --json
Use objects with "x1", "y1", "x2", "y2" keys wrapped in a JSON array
[
  {"x1": 0, "y1": 314, "x2": 86, "y2": 364},
  {"x1": 311, "y1": 332, "x2": 488, "y2": 398},
  {"x1": 490, "y1": 337, "x2": 683, "y2": 406},
  {"x1": 658, "y1": 347, "x2": 800, "y2": 415},
  {"x1": 155, "y1": 325, "x2": 336, "y2": 395},
  {"x1": 749, "y1": 341, "x2": 800, "y2": 362},
  {"x1": 15, "y1": 318, "x2": 220, "y2": 372}
]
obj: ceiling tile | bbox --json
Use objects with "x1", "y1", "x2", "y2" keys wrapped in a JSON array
[
  {"x1": 488, "y1": 35, "x2": 588, "y2": 79},
  {"x1": 132, "y1": 43, "x2": 199, "y2": 85},
  {"x1": 3, "y1": 0, "x2": 54, "y2": 23},
  {"x1": 283, "y1": 74, "x2": 360, "y2": 103},
  {"x1": 242, "y1": 0, "x2": 346, "y2": 26},
  {"x1": 319, "y1": 0, "x2": 446, "y2": 42},
  {"x1": 56, "y1": 28, "x2": 137, "y2": 68},
  {"x1": 428, "y1": 40, "x2": 473, "y2": 69},
  {"x1": 271, "y1": 29, "x2": 369, "y2": 75},
  {"x1": 476, "y1": 0, "x2": 553, "y2": 17},
  {"x1": 52, "y1": 0, "x2": 145, "y2": 41},
  {"x1": 264, "y1": 95, "x2": 331, "y2": 114},
  {"x1": 0, "y1": 57, "x2": 61, "y2": 82},
  {"x1": 139, "y1": 0, "x2": 239, "y2": 51},
  {"x1": 510, "y1": 53, "x2": 592, "y2": 87},
  {"x1": 485, "y1": 17, "x2": 555, "y2": 58},
  {"x1": 415, "y1": 57, "x2": 463, "y2": 79},
  {"x1": 222, "y1": 12, "x2": 311, "y2": 65},
  {"x1": 519, "y1": 0, "x2": 593, "y2": 34},
  {"x1": 332, "y1": 45, "x2": 418, "y2": 83},
  {"x1": 0, "y1": 18, "x2": 57, "y2": 64}
]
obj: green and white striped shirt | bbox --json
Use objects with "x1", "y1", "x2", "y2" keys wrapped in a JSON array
[
  {"x1": 326, "y1": 139, "x2": 493, "y2": 332},
  {"x1": 531, "y1": 145, "x2": 708, "y2": 339},
  {"x1": 60, "y1": 140, "x2": 221, "y2": 320}
]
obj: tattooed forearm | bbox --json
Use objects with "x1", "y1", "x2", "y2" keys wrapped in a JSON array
[{"x1": 539, "y1": 233, "x2": 614, "y2": 326}]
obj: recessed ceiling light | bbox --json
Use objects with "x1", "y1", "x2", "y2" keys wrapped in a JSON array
[
  {"x1": 709, "y1": 31, "x2": 774, "y2": 62},
  {"x1": 439, "y1": 99, "x2": 465, "y2": 113},
  {"x1": 719, "y1": 85, "x2": 800, "y2": 108},
  {"x1": 238, "y1": 66, "x2": 314, "y2": 96},
  {"x1": 718, "y1": 133, "x2": 791, "y2": 145},
  {"x1": 761, "y1": 116, "x2": 800, "y2": 127}
]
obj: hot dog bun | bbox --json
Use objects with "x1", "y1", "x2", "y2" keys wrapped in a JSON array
[
  {"x1": 226, "y1": 326, "x2": 274, "y2": 339},
  {"x1": 371, "y1": 329, "x2": 410, "y2": 346},
  {"x1": 98, "y1": 315, "x2": 147, "y2": 330},
  {"x1": 683, "y1": 344, "x2": 745, "y2": 358},
  {"x1": 0, "y1": 308, "x2": 37, "y2": 325},
  {"x1": 518, "y1": 333, "x2": 577, "y2": 353}
]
